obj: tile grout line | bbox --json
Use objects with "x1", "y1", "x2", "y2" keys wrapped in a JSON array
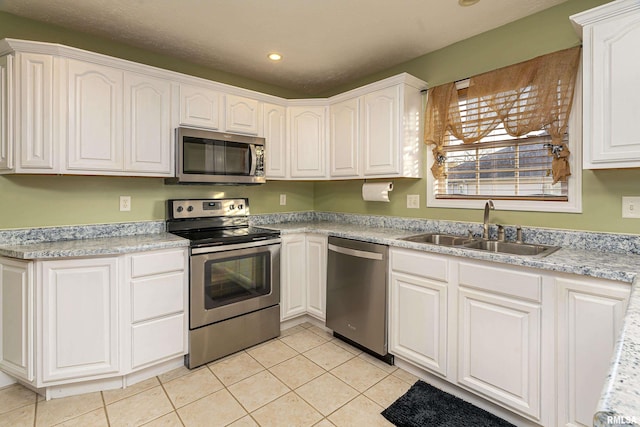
[
  {"x1": 100, "y1": 390, "x2": 112, "y2": 427},
  {"x1": 157, "y1": 375, "x2": 186, "y2": 427}
]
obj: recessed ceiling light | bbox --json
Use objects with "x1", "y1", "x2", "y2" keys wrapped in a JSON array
[
  {"x1": 458, "y1": 0, "x2": 480, "y2": 6},
  {"x1": 268, "y1": 53, "x2": 282, "y2": 61}
]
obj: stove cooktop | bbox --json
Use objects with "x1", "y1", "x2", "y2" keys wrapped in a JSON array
[{"x1": 170, "y1": 227, "x2": 280, "y2": 248}]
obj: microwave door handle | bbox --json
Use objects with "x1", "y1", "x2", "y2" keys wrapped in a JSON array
[{"x1": 249, "y1": 144, "x2": 257, "y2": 176}]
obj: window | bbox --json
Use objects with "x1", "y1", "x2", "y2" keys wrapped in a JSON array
[{"x1": 425, "y1": 48, "x2": 582, "y2": 213}]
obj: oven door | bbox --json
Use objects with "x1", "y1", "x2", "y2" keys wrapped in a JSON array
[{"x1": 190, "y1": 239, "x2": 280, "y2": 329}]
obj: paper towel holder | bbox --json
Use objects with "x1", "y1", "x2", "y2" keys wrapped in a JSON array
[{"x1": 362, "y1": 181, "x2": 393, "y2": 202}]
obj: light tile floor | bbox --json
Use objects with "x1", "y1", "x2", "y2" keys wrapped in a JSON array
[{"x1": 0, "y1": 322, "x2": 419, "y2": 427}]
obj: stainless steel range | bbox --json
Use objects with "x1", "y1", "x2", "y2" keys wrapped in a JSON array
[{"x1": 166, "y1": 198, "x2": 281, "y2": 368}]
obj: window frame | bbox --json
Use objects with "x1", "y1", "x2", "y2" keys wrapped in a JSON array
[{"x1": 425, "y1": 64, "x2": 583, "y2": 213}]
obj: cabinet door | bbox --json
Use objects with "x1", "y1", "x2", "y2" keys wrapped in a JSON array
[
  {"x1": 305, "y1": 234, "x2": 327, "y2": 321},
  {"x1": 225, "y1": 94, "x2": 259, "y2": 135},
  {"x1": 330, "y1": 97, "x2": 360, "y2": 178},
  {"x1": 0, "y1": 258, "x2": 33, "y2": 382},
  {"x1": 583, "y1": 7, "x2": 640, "y2": 168},
  {"x1": 263, "y1": 103, "x2": 287, "y2": 179},
  {"x1": 458, "y1": 287, "x2": 541, "y2": 419},
  {"x1": 556, "y1": 277, "x2": 629, "y2": 427},
  {"x1": 288, "y1": 106, "x2": 327, "y2": 179},
  {"x1": 16, "y1": 53, "x2": 56, "y2": 171},
  {"x1": 280, "y1": 234, "x2": 307, "y2": 320},
  {"x1": 124, "y1": 72, "x2": 172, "y2": 174},
  {"x1": 389, "y1": 272, "x2": 447, "y2": 377},
  {"x1": 40, "y1": 258, "x2": 119, "y2": 382},
  {"x1": 67, "y1": 60, "x2": 123, "y2": 171},
  {"x1": 0, "y1": 55, "x2": 12, "y2": 171},
  {"x1": 179, "y1": 83, "x2": 221, "y2": 129},
  {"x1": 362, "y1": 85, "x2": 399, "y2": 176}
]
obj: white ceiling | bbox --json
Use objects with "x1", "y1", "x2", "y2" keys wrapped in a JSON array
[{"x1": 0, "y1": 0, "x2": 569, "y2": 95}]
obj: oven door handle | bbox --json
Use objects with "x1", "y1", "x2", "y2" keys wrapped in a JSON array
[{"x1": 191, "y1": 238, "x2": 281, "y2": 255}]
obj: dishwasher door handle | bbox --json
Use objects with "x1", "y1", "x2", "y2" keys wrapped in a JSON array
[{"x1": 328, "y1": 243, "x2": 384, "y2": 260}]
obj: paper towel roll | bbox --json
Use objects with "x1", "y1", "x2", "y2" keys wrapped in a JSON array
[{"x1": 362, "y1": 182, "x2": 393, "y2": 202}]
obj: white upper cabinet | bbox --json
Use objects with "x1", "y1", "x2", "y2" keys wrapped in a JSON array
[
  {"x1": 124, "y1": 72, "x2": 172, "y2": 174},
  {"x1": 0, "y1": 54, "x2": 11, "y2": 171},
  {"x1": 179, "y1": 83, "x2": 221, "y2": 130},
  {"x1": 0, "y1": 39, "x2": 426, "y2": 180},
  {"x1": 330, "y1": 97, "x2": 360, "y2": 178},
  {"x1": 571, "y1": 1, "x2": 640, "y2": 169},
  {"x1": 328, "y1": 74, "x2": 425, "y2": 180},
  {"x1": 67, "y1": 59, "x2": 124, "y2": 172},
  {"x1": 16, "y1": 52, "x2": 57, "y2": 172},
  {"x1": 362, "y1": 86, "x2": 400, "y2": 176},
  {"x1": 225, "y1": 94, "x2": 259, "y2": 135},
  {"x1": 263, "y1": 102, "x2": 287, "y2": 179},
  {"x1": 288, "y1": 105, "x2": 328, "y2": 179}
]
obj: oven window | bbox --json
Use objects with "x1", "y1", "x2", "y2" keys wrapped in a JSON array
[{"x1": 203, "y1": 252, "x2": 270, "y2": 309}]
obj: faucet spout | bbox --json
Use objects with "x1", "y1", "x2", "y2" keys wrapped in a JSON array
[{"x1": 483, "y1": 200, "x2": 495, "y2": 239}]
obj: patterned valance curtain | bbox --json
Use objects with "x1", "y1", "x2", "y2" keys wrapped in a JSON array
[{"x1": 424, "y1": 46, "x2": 581, "y2": 184}]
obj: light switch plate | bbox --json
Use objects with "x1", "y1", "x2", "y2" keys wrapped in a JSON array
[
  {"x1": 279, "y1": 194, "x2": 287, "y2": 206},
  {"x1": 407, "y1": 194, "x2": 420, "y2": 209},
  {"x1": 622, "y1": 197, "x2": 640, "y2": 218}
]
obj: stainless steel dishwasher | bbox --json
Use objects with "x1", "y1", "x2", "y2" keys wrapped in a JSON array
[{"x1": 326, "y1": 236, "x2": 393, "y2": 364}]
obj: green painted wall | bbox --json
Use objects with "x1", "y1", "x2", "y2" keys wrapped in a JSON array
[
  {"x1": 315, "y1": 0, "x2": 640, "y2": 235},
  {"x1": 2, "y1": 1, "x2": 639, "y2": 235},
  {"x1": 0, "y1": 176, "x2": 313, "y2": 228}
]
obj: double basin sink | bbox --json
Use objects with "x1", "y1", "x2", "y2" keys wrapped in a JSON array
[{"x1": 400, "y1": 233, "x2": 560, "y2": 257}]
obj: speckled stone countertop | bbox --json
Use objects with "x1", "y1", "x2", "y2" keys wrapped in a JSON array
[
  {"x1": 250, "y1": 212, "x2": 640, "y2": 427},
  {"x1": 0, "y1": 221, "x2": 188, "y2": 259}
]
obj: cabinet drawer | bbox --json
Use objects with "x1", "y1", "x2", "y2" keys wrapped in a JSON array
[
  {"x1": 131, "y1": 273, "x2": 185, "y2": 322},
  {"x1": 132, "y1": 314, "x2": 185, "y2": 369},
  {"x1": 459, "y1": 262, "x2": 541, "y2": 302},
  {"x1": 130, "y1": 249, "x2": 185, "y2": 278},
  {"x1": 391, "y1": 248, "x2": 448, "y2": 282}
]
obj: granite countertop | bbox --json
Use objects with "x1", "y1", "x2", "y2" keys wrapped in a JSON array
[
  {"x1": 0, "y1": 232, "x2": 189, "y2": 259},
  {"x1": 0, "y1": 215, "x2": 638, "y2": 425}
]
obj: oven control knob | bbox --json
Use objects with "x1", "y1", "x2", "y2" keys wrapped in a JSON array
[
  {"x1": 238, "y1": 204, "x2": 243, "y2": 210},
  {"x1": 229, "y1": 204, "x2": 235, "y2": 210},
  {"x1": 176, "y1": 206, "x2": 184, "y2": 213},
  {"x1": 187, "y1": 206, "x2": 194, "y2": 212}
]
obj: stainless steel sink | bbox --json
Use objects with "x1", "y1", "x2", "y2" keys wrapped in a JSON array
[
  {"x1": 399, "y1": 232, "x2": 560, "y2": 257},
  {"x1": 462, "y1": 240, "x2": 560, "y2": 257},
  {"x1": 400, "y1": 233, "x2": 473, "y2": 246}
]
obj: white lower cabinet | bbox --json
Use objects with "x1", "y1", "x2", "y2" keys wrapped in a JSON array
[
  {"x1": 126, "y1": 249, "x2": 187, "y2": 370},
  {"x1": 305, "y1": 234, "x2": 327, "y2": 320},
  {"x1": 389, "y1": 248, "x2": 631, "y2": 426},
  {"x1": 0, "y1": 258, "x2": 34, "y2": 381},
  {"x1": 280, "y1": 233, "x2": 327, "y2": 321},
  {"x1": 389, "y1": 249, "x2": 449, "y2": 377},
  {"x1": 40, "y1": 258, "x2": 120, "y2": 382},
  {"x1": 0, "y1": 248, "x2": 187, "y2": 396},
  {"x1": 556, "y1": 275, "x2": 630, "y2": 427},
  {"x1": 457, "y1": 261, "x2": 543, "y2": 420}
]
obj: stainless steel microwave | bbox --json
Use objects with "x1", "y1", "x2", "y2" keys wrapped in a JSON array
[{"x1": 167, "y1": 127, "x2": 266, "y2": 185}]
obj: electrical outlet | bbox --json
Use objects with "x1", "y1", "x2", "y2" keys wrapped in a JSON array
[
  {"x1": 279, "y1": 194, "x2": 287, "y2": 206},
  {"x1": 119, "y1": 196, "x2": 131, "y2": 212},
  {"x1": 407, "y1": 194, "x2": 420, "y2": 209},
  {"x1": 622, "y1": 196, "x2": 640, "y2": 218}
]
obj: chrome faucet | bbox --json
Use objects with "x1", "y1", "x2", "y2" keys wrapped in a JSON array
[{"x1": 483, "y1": 200, "x2": 495, "y2": 239}]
